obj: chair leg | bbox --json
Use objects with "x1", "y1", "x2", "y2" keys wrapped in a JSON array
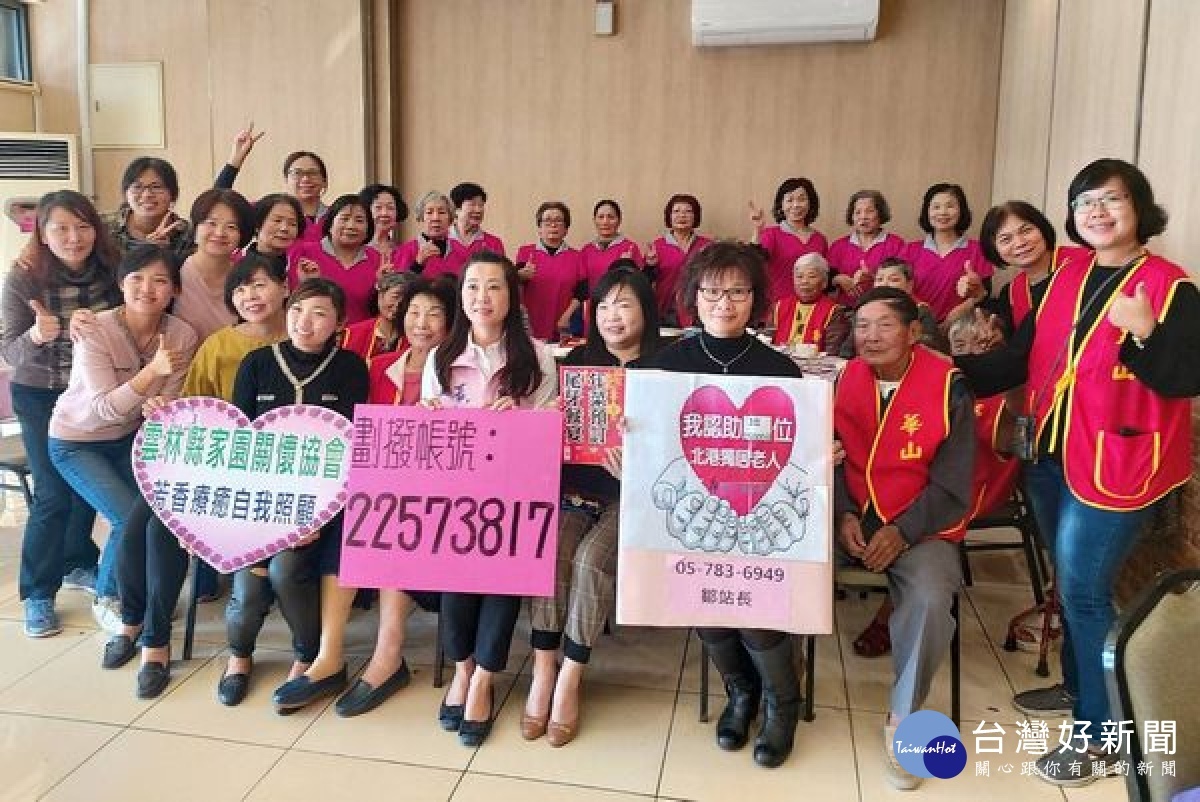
[
  {"x1": 950, "y1": 594, "x2": 961, "y2": 728},
  {"x1": 18, "y1": 470, "x2": 33, "y2": 508},
  {"x1": 958, "y1": 544, "x2": 974, "y2": 588},
  {"x1": 803, "y1": 635, "x2": 816, "y2": 722},
  {"x1": 699, "y1": 635, "x2": 710, "y2": 722},
  {"x1": 182, "y1": 554, "x2": 200, "y2": 661},
  {"x1": 1020, "y1": 517, "x2": 1046, "y2": 606},
  {"x1": 433, "y1": 611, "x2": 445, "y2": 689}
]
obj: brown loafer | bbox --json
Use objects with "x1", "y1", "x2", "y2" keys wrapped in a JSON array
[
  {"x1": 520, "y1": 711, "x2": 549, "y2": 740},
  {"x1": 547, "y1": 717, "x2": 579, "y2": 747}
]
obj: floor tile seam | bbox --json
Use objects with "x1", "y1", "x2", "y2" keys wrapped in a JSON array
[{"x1": 33, "y1": 719, "x2": 129, "y2": 801}]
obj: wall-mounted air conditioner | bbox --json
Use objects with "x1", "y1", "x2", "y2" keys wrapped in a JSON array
[
  {"x1": 692, "y1": 0, "x2": 880, "y2": 46},
  {"x1": 0, "y1": 133, "x2": 78, "y2": 279}
]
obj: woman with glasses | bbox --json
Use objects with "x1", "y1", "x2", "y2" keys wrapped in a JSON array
[
  {"x1": 105, "y1": 158, "x2": 194, "y2": 261},
  {"x1": 515, "y1": 202, "x2": 584, "y2": 342},
  {"x1": 643, "y1": 242, "x2": 806, "y2": 769},
  {"x1": 956, "y1": 159, "x2": 1200, "y2": 788}
]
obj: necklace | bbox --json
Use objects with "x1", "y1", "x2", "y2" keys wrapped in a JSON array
[
  {"x1": 272, "y1": 343, "x2": 341, "y2": 404},
  {"x1": 698, "y1": 333, "x2": 753, "y2": 374}
]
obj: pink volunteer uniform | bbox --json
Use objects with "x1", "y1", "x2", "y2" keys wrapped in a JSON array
[
  {"x1": 758, "y1": 223, "x2": 828, "y2": 306},
  {"x1": 650, "y1": 232, "x2": 712, "y2": 322},
  {"x1": 516, "y1": 242, "x2": 584, "y2": 342},
  {"x1": 903, "y1": 236, "x2": 992, "y2": 321},
  {"x1": 826, "y1": 231, "x2": 906, "y2": 304},
  {"x1": 394, "y1": 230, "x2": 505, "y2": 281},
  {"x1": 580, "y1": 236, "x2": 644, "y2": 289},
  {"x1": 287, "y1": 238, "x2": 382, "y2": 325}
]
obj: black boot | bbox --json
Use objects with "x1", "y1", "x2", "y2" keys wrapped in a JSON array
[
  {"x1": 746, "y1": 637, "x2": 800, "y2": 768},
  {"x1": 704, "y1": 636, "x2": 761, "y2": 751}
]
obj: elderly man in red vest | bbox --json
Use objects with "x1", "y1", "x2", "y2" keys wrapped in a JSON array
[{"x1": 834, "y1": 286, "x2": 976, "y2": 791}]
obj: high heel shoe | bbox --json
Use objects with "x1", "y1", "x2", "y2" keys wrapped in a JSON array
[
  {"x1": 546, "y1": 684, "x2": 583, "y2": 747},
  {"x1": 458, "y1": 687, "x2": 495, "y2": 747},
  {"x1": 520, "y1": 711, "x2": 549, "y2": 740},
  {"x1": 438, "y1": 697, "x2": 465, "y2": 731}
]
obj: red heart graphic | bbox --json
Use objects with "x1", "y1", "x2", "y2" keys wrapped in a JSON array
[{"x1": 679, "y1": 385, "x2": 796, "y2": 515}]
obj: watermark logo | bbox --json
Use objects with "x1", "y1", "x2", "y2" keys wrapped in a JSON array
[{"x1": 892, "y1": 710, "x2": 968, "y2": 780}]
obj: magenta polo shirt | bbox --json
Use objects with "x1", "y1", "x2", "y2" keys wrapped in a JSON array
[
  {"x1": 394, "y1": 229, "x2": 505, "y2": 281},
  {"x1": 651, "y1": 232, "x2": 712, "y2": 321},
  {"x1": 287, "y1": 238, "x2": 381, "y2": 324},
  {"x1": 827, "y1": 231, "x2": 906, "y2": 303},
  {"x1": 902, "y1": 236, "x2": 993, "y2": 321},
  {"x1": 516, "y1": 242, "x2": 584, "y2": 341},
  {"x1": 580, "y1": 236, "x2": 644, "y2": 289},
  {"x1": 759, "y1": 223, "x2": 828, "y2": 306}
]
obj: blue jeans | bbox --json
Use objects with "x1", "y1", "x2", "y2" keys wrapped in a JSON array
[
  {"x1": 48, "y1": 434, "x2": 138, "y2": 600},
  {"x1": 1024, "y1": 459, "x2": 1153, "y2": 741},
  {"x1": 12, "y1": 383, "x2": 99, "y2": 601}
]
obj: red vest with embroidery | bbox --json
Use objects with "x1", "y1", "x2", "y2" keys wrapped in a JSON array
[
  {"x1": 969, "y1": 395, "x2": 1019, "y2": 519},
  {"x1": 772, "y1": 293, "x2": 841, "y2": 349},
  {"x1": 1028, "y1": 250, "x2": 1192, "y2": 510},
  {"x1": 835, "y1": 345, "x2": 968, "y2": 542}
]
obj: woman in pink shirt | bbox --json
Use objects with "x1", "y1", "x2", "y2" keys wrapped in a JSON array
[
  {"x1": 174, "y1": 189, "x2": 255, "y2": 344},
  {"x1": 903, "y1": 183, "x2": 993, "y2": 322},
  {"x1": 644, "y1": 193, "x2": 711, "y2": 326},
  {"x1": 396, "y1": 191, "x2": 457, "y2": 279},
  {"x1": 577, "y1": 200, "x2": 644, "y2": 335},
  {"x1": 288, "y1": 194, "x2": 382, "y2": 325},
  {"x1": 422, "y1": 252, "x2": 557, "y2": 747},
  {"x1": 361, "y1": 184, "x2": 407, "y2": 271},
  {"x1": 48, "y1": 244, "x2": 198, "y2": 697},
  {"x1": 516, "y1": 201, "x2": 585, "y2": 341},
  {"x1": 827, "y1": 190, "x2": 906, "y2": 304},
  {"x1": 750, "y1": 177, "x2": 828, "y2": 308},
  {"x1": 449, "y1": 182, "x2": 506, "y2": 262}
]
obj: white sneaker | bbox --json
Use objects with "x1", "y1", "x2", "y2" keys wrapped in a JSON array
[
  {"x1": 91, "y1": 596, "x2": 123, "y2": 635},
  {"x1": 883, "y1": 722, "x2": 923, "y2": 791}
]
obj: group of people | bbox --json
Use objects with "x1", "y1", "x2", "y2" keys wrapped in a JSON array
[{"x1": 3, "y1": 128, "x2": 1197, "y2": 792}]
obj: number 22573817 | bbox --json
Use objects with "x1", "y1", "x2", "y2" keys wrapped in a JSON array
[{"x1": 343, "y1": 493, "x2": 555, "y2": 559}]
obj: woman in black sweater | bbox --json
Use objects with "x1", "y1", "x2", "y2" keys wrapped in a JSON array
[
  {"x1": 644, "y1": 242, "x2": 804, "y2": 768},
  {"x1": 218, "y1": 278, "x2": 368, "y2": 710}
]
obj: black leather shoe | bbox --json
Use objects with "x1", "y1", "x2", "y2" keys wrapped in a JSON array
[
  {"x1": 438, "y1": 698, "x2": 465, "y2": 731},
  {"x1": 217, "y1": 672, "x2": 251, "y2": 707},
  {"x1": 335, "y1": 661, "x2": 411, "y2": 717},
  {"x1": 272, "y1": 666, "x2": 348, "y2": 710},
  {"x1": 136, "y1": 662, "x2": 170, "y2": 699},
  {"x1": 102, "y1": 635, "x2": 138, "y2": 670},
  {"x1": 458, "y1": 691, "x2": 495, "y2": 747}
]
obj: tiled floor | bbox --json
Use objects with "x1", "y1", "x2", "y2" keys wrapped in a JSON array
[{"x1": 0, "y1": 516, "x2": 1132, "y2": 802}]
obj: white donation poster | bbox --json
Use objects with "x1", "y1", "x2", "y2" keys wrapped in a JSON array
[{"x1": 617, "y1": 370, "x2": 833, "y2": 634}]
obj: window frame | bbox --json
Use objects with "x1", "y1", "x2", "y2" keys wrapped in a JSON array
[{"x1": 0, "y1": 0, "x2": 31, "y2": 84}]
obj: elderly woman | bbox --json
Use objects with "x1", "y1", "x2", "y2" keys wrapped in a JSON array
[
  {"x1": 770, "y1": 253, "x2": 849, "y2": 354},
  {"x1": 827, "y1": 190, "x2": 906, "y2": 304},
  {"x1": 956, "y1": 159, "x2": 1200, "y2": 788},
  {"x1": 395, "y1": 191, "x2": 458, "y2": 279},
  {"x1": 288, "y1": 194, "x2": 382, "y2": 324},
  {"x1": 360, "y1": 184, "x2": 408, "y2": 270},
  {"x1": 643, "y1": 194, "x2": 712, "y2": 326},
  {"x1": 515, "y1": 202, "x2": 585, "y2": 342},
  {"x1": 449, "y1": 182, "x2": 506, "y2": 259}
]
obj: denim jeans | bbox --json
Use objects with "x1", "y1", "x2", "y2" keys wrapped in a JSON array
[
  {"x1": 1024, "y1": 459, "x2": 1153, "y2": 741},
  {"x1": 12, "y1": 383, "x2": 99, "y2": 601},
  {"x1": 48, "y1": 434, "x2": 138, "y2": 600},
  {"x1": 118, "y1": 498, "x2": 189, "y2": 648}
]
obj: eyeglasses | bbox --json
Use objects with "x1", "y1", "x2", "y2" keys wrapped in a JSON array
[
  {"x1": 129, "y1": 183, "x2": 167, "y2": 196},
  {"x1": 287, "y1": 168, "x2": 324, "y2": 180},
  {"x1": 539, "y1": 217, "x2": 567, "y2": 225},
  {"x1": 1070, "y1": 192, "x2": 1129, "y2": 214},
  {"x1": 698, "y1": 286, "x2": 752, "y2": 303}
]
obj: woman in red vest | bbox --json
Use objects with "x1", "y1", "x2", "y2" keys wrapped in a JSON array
[
  {"x1": 834, "y1": 286, "x2": 976, "y2": 790},
  {"x1": 770, "y1": 252, "x2": 848, "y2": 354},
  {"x1": 958, "y1": 159, "x2": 1200, "y2": 788},
  {"x1": 978, "y1": 201, "x2": 1058, "y2": 334}
]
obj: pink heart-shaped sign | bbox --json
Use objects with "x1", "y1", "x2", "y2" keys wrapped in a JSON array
[
  {"x1": 133, "y1": 398, "x2": 353, "y2": 572},
  {"x1": 679, "y1": 386, "x2": 796, "y2": 515}
]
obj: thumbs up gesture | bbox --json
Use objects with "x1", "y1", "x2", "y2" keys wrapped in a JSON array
[
  {"x1": 852, "y1": 259, "x2": 871, "y2": 291},
  {"x1": 956, "y1": 260, "x2": 984, "y2": 300},
  {"x1": 747, "y1": 200, "x2": 766, "y2": 229},
  {"x1": 644, "y1": 240, "x2": 659, "y2": 266},
  {"x1": 1108, "y1": 281, "x2": 1156, "y2": 340},
  {"x1": 296, "y1": 257, "x2": 321, "y2": 280},
  {"x1": 147, "y1": 334, "x2": 184, "y2": 378},
  {"x1": 28, "y1": 300, "x2": 61, "y2": 345}
]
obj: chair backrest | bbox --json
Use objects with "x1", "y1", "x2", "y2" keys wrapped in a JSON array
[{"x1": 1105, "y1": 569, "x2": 1200, "y2": 802}]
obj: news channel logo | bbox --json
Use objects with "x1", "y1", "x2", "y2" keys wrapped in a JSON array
[{"x1": 892, "y1": 711, "x2": 968, "y2": 779}]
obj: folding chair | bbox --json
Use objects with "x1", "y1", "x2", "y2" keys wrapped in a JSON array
[
  {"x1": 697, "y1": 630, "x2": 817, "y2": 724},
  {"x1": 961, "y1": 487, "x2": 1047, "y2": 606}
]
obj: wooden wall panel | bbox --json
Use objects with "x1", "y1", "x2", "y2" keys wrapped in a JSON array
[
  {"x1": 1138, "y1": 0, "x2": 1200, "y2": 272},
  {"x1": 0, "y1": 84, "x2": 36, "y2": 132},
  {"x1": 990, "y1": 0, "x2": 1059, "y2": 210},
  {"x1": 395, "y1": 0, "x2": 1004, "y2": 250},
  {"x1": 207, "y1": 0, "x2": 366, "y2": 202},
  {"x1": 1043, "y1": 0, "x2": 1146, "y2": 218}
]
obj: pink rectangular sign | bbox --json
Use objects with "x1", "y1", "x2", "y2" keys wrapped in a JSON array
[
  {"x1": 559, "y1": 366, "x2": 624, "y2": 465},
  {"x1": 340, "y1": 405, "x2": 562, "y2": 596}
]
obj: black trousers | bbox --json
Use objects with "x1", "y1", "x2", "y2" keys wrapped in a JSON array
[
  {"x1": 697, "y1": 627, "x2": 787, "y2": 651},
  {"x1": 225, "y1": 541, "x2": 321, "y2": 662},
  {"x1": 441, "y1": 592, "x2": 521, "y2": 673},
  {"x1": 116, "y1": 499, "x2": 189, "y2": 649}
]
